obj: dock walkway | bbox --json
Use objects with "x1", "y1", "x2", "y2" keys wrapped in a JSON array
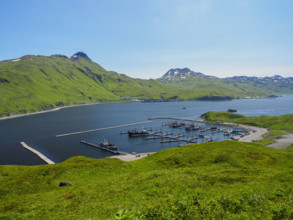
[{"x1": 80, "y1": 140, "x2": 127, "y2": 155}]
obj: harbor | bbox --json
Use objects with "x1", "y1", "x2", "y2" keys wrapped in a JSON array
[
  {"x1": 2, "y1": 96, "x2": 291, "y2": 165},
  {"x1": 23, "y1": 118, "x2": 249, "y2": 163},
  {"x1": 118, "y1": 118, "x2": 247, "y2": 147}
]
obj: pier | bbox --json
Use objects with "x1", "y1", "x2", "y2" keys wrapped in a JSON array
[
  {"x1": 55, "y1": 121, "x2": 152, "y2": 137},
  {"x1": 20, "y1": 142, "x2": 55, "y2": 164},
  {"x1": 145, "y1": 132, "x2": 173, "y2": 140},
  {"x1": 80, "y1": 140, "x2": 127, "y2": 155}
]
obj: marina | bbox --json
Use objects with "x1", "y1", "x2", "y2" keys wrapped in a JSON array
[
  {"x1": 1, "y1": 95, "x2": 293, "y2": 165},
  {"x1": 118, "y1": 119, "x2": 246, "y2": 147}
]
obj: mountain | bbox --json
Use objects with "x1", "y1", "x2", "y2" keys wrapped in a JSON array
[
  {"x1": 158, "y1": 67, "x2": 216, "y2": 82},
  {"x1": 0, "y1": 52, "x2": 172, "y2": 116},
  {"x1": 70, "y1": 51, "x2": 92, "y2": 62},
  {"x1": 1, "y1": 54, "x2": 292, "y2": 117},
  {"x1": 158, "y1": 68, "x2": 293, "y2": 98},
  {"x1": 224, "y1": 75, "x2": 293, "y2": 94}
]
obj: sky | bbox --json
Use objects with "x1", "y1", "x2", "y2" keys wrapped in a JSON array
[{"x1": 1, "y1": 0, "x2": 293, "y2": 79}]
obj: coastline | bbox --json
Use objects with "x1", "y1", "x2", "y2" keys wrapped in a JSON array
[
  {"x1": 217, "y1": 122, "x2": 268, "y2": 142},
  {"x1": 110, "y1": 152, "x2": 155, "y2": 161},
  {"x1": 0, "y1": 95, "x2": 285, "y2": 121},
  {"x1": 0, "y1": 102, "x2": 111, "y2": 121}
]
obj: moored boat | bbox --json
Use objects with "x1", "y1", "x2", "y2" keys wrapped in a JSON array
[
  {"x1": 128, "y1": 129, "x2": 149, "y2": 137},
  {"x1": 100, "y1": 139, "x2": 118, "y2": 150}
]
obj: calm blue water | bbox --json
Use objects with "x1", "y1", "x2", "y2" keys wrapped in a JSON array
[{"x1": 0, "y1": 95, "x2": 293, "y2": 165}]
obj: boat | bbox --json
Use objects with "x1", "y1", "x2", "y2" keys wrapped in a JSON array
[
  {"x1": 169, "y1": 121, "x2": 181, "y2": 128},
  {"x1": 199, "y1": 134, "x2": 205, "y2": 138},
  {"x1": 185, "y1": 124, "x2": 195, "y2": 131},
  {"x1": 100, "y1": 139, "x2": 118, "y2": 150},
  {"x1": 128, "y1": 129, "x2": 149, "y2": 137}
]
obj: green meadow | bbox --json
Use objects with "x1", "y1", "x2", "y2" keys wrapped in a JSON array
[
  {"x1": 1, "y1": 140, "x2": 293, "y2": 219},
  {"x1": 201, "y1": 111, "x2": 293, "y2": 133}
]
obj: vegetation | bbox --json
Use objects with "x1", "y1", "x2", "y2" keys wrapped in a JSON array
[
  {"x1": 1, "y1": 53, "x2": 291, "y2": 116},
  {"x1": 201, "y1": 111, "x2": 293, "y2": 133},
  {"x1": 1, "y1": 141, "x2": 293, "y2": 219}
]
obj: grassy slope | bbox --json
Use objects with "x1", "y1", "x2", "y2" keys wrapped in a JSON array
[
  {"x1": 1, "y1": 141, "x2": 293, "y2": 219},
  {"x1": 76, "y1": 58, "x2": 175, "y2": 100},
  {"x1": 0, "y1": 55, "x2": 121, "y2": 115},
  {"x1": 224, "y1": 79, "x2": 293, "y2": 95},
  {"x1": 0, "y1": 55, "x2": 190, "y2": 116},
  {"x1": 201, "y1": 111, "x2": 293, "y2": 133},
  {"x1": 160, "y1": 77, "x2": 269, "y2": 99}
]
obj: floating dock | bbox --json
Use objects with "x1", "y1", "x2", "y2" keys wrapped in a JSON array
[
  {"x1": 80, "y1": 140, "x2": 127, "y2": 155},
  {"x1": 20, "y1": 142, "x2": 55, "y2": 164},
  {"x1": 145, "y1": 132, "x2": 173, "y2": 140}
]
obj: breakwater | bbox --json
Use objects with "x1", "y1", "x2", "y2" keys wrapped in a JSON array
[
  {"x1": 20, "y1": 142, "x2": 55, "y2": 164},
  {"x1": 148, "y1": 117, "x2": 204, "y2": 123}
]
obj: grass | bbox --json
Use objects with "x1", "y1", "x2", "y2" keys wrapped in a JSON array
[
  {"x1": 201, "y1": 111, "x2": 293, "y2": 133},
  {"x1": 269, "y1": 130, "x2": 287, "y2": 136},
  {"x1": 1, "y1": 141, "x2": 293, "y2": 219}
]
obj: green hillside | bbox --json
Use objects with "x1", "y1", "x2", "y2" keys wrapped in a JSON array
[
  {"x1": 158, "y1": 68, "x2": 293, "y2": 100},
  {"x1": 1, "y1": 141, "x2": 293, "y2": 219},
  {"x1": 0, "y1": 54, "x2": 119, "y2": 115},
  {"x1": 201, "y1": 111, "x2": 293, "y2": 133},
  {"x1": 0, "y1": 53, "x2": 176, "y2": 116},
  {"x1": 161, "y1": 77, "x2": 268, "y2": 100},
  {"x1": 1, "y1": 53, "x2": 292, "y2": 116}
]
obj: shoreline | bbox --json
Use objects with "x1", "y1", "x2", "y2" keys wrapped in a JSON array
[
  {"x1": 0, "y1": 102, "x2": 122, "y2": 121},
  {"x1": 1, "y1": 95, "x2": 287, "y2": 122},
  {"x1": 110, "y1": 152, "x2": 155, "y2": 161},
  {"x1": 217, "y1": 122, "x2": 268, "y2": 142}
]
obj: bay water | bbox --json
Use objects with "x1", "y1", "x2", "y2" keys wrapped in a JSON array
[{"x1": 0, "y1": 95, "x2": 293, "y2": 165}]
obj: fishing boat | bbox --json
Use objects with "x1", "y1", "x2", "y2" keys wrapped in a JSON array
[
  {"x1": 185, "y1": 124, "x2": 195, "y2": 131},
  {"x1": 100, "y1": 139, "x2": 118, "y2": 150},
  {"x1": 128, "y1": 129, "x2": 149, "y2": 137}
]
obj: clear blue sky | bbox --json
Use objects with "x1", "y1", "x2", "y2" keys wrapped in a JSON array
[{"x1": 1, "y1": 0, "x2": 293, "y2": 79}]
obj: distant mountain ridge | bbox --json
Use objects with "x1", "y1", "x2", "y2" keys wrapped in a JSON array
[
  {"x1": 0, "y1": 53, "x2": 293, "y2": 116},
  {"x1": 157, "y1": 67, "x2": 293, "y2": 100},
  {"x1": 159, "y1": 67, "x2": 293, "y2": 84},
  {"x1": 225, "y1": 75, "x2": 293, "y2": 84}
]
